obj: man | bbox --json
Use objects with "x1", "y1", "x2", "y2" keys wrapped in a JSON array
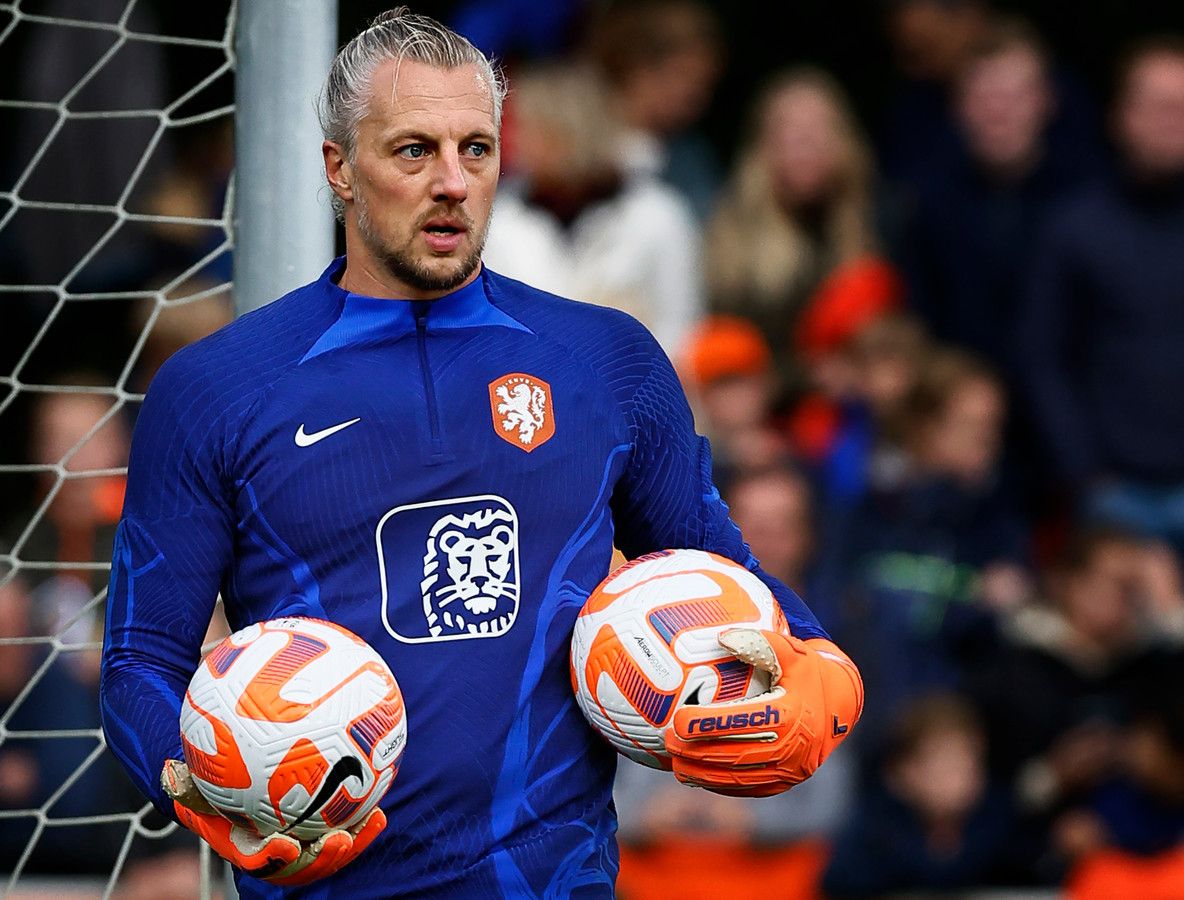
[
  {"x1": 99, "y1": 8, "x2": 862, "y2": 898},
  {"x1": 877, "y1": 0, "x2": 1097, "y2": 197},
  {"x1": 902, "y1": 17, "x2": 1099, "y2": 378},
  {"x1": 1019, "y1": 37, "x2": 1184, "y2": 554}
]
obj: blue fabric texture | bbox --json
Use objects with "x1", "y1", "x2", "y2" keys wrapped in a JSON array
[{"x1": 100, "y1": 258, "x2": 826, "y2": 899}]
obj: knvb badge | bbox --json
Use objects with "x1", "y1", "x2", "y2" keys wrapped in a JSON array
[{"x1": 489, "y1": 373, "x2": 555, "y2": 452}]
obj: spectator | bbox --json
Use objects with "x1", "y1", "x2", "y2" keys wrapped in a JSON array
[
  {"x1": 14, "y1": 380, "x2": 129, "y2": 594},
  {"x1": 140, "y1": 117, "x2": 234, "y2": 287},
  {"x1": 1063, "y1": 668, "x2": 1184, "y2": 899},
  {"x1": 784, "y1": 255, "x2": 907, "y2": 507},
  {"x1": 724, "y1": 465, "x2": 816, "y2": 600},
  {"x1": 482, "y1": 62, "x2": 704, "y2": 355},
  {"x1": 902, "y1": 17, "x2": 1101, "y2": 379},
  {"x1": 613, "y1": 743, "x2": 856, "y2": 900},
  {"x1": 113, "y1": 848, "x2": 227, "y2": 900},
  {"x1": 613, "y1": 459, "x2": 855, "y2": 900},
  {"x1": 129, "y1": 281, "x2": 234, "y2": 394},
  {"x1": 678, "y1": 314, "x2": 792, "y2": 486},
  {"x1": 1073, "y1": 673, "x2": 1184, "y2": 857},
  {"x1": 0, "y1": 379, "x2": 131, "y2": 702},
  {"x1": 9, "y1": 0, "x2": 173, "y2": 292},
  {"x1": 821, "y1": 692, "x2": 1016, "y2": 896},
  {"x1": 878, "y1": 0, "x2": 1099, "y2": 194},
  {"x1": 0, "y1": 570, "x2": 130, "y2": 874},
  {"x1": 826, "y1": 349, "x2": 1030, "y2": 755},
  {"x1": 588, "y1": 0, "x2": 726, "y2": 221},
  {"x1": 1020, "y1": 37, "x2": 1184, "y2": 554},
  {"x1": 969, "y1": 526, "x2": 1184, "y2": 882},
  {"x1": 849, "y1": 311, "x2": 932, "y2": 456},
  {"x1": 704, "y1": 67, "x2": 881, "y2": 400}
]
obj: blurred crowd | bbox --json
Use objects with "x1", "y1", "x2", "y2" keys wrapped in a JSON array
[{"x1": 3, "y1": 0, "x2": 1184, "y2": 896}]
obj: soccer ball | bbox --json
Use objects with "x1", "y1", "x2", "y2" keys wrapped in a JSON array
[
  {"x1": 570, "y1": 549, "x2": 788, "y2": 768},
  {"x1": 179, "y1": 617, "x2": 406, "y2": 840}
]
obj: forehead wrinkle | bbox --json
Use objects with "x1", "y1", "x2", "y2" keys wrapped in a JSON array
[{"x1": 370, "y1": 59, "x2": 494, "y2": 123}]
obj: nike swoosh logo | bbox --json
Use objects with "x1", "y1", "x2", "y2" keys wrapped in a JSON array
[
  {"x1": 295, "y1": 418, "x2": 360, "y2": 447},
  {"x1": 284, "y1": 756, "x2": 364, "y2": 833}
]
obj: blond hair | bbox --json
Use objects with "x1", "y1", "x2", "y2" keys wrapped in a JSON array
[
  {"x1": 319, "y1": 6, "x2": 507, "y2": 219},
  {"x1": 508, "y1": 63, "x2": 625, "y2": 185},
  {"x1": 706, "y1": 67, "x2": 876, "y2": 320}
]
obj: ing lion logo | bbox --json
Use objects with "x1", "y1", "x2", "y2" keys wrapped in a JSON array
[
  {"x1": 420, "y1": 506, "x2": 519, "y2": 638},
  {"x1": 489, "y1": 373, "x2": 555, "y2": 451}
]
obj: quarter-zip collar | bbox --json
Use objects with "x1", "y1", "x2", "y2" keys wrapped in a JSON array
[{"x1": 301, "y1": 257, "x2": 530, "y2": 364}]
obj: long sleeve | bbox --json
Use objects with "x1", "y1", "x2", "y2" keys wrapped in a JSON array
[
  {"x1": 1017, "y1": 208, "x2": 1100, "y2": 484},
  {"x1": 609, "y1": 335, "x2": 828, "y2": 640},
  {"x1": 100, "y1": 352, "x2": 235, "y2": 815}
]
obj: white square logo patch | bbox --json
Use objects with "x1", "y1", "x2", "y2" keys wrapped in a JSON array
[{"x1": 377, "y1": 495, "x2": 520, "y2": 643}]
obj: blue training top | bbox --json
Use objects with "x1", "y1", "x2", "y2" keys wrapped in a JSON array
[{"x1": 99, "y1": 258, "x2": 827, "y2": 899}]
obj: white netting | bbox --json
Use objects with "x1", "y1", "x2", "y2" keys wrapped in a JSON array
[{"x1": 0, "y1": 0, "x2": 235, "y2": 896}]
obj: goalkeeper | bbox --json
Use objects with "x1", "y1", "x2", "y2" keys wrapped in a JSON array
[{"x1": 99, "y1": 6, "x2": 862, "y2": 897}]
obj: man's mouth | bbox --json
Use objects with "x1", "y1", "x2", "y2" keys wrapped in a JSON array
[
  {"x1": 422, "y1": 219, "x2": 468, "y2": 253},
  {"x1": 421, "y1": 220, "x2": 466, "y2": 254},
  {"x1": 423, "y1": 218, "x2": 467, "y2": 235}
]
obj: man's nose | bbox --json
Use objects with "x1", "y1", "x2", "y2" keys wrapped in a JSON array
[{"x1": 432, "y1": 149, "x2": 468, "y2": 203}]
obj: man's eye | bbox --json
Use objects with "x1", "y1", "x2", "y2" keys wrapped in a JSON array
[
  {"x1": 398, "y1": 144, "x2": 427, "y2": 159},
  {"x1": 466, "y1": 143, "x2": 489, "y2": 157}
]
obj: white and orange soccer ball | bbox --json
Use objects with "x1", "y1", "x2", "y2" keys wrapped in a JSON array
[
  {"x1": 570, "y1": 549, "x2": 789, "y2": 769},
  {"x1": 179, "y1": 617, "x2": 405, "y2": 840}
]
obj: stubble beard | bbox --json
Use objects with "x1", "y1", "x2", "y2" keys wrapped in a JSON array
[{"x1": 355, "y1": 189, "x2": 486, "y2": 294}]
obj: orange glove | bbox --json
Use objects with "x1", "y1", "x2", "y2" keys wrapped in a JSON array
[
  {"x1": 162, "y1": 759, "x2": 386, "y2": 885},
  {"x1": 664, "y1": 630, "x2": 863, "y2": 797}
]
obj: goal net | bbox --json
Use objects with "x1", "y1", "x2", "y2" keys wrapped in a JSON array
[{"x1": 0, "y1": 0, "x2": 236, "y2": 896}]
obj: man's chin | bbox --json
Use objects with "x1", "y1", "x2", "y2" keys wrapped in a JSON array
[
  {"x1": 385, "y1": 252, "x2": 481, "y2": 294},
  {"x1": 422, "y1": 252, "x2": 480, "y2": 284}
]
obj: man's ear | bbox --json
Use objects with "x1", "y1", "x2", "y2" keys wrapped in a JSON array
[{"x1": 323, "y1": 141, "x2": 354, "y2": 203}]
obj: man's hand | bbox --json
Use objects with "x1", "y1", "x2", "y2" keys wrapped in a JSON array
[
  {"x1": 162, "y1": 759, "x2": 386, "y2": 885},
  {"x1": 664, "y1": 629, "x2": 863, "y2": 797}
]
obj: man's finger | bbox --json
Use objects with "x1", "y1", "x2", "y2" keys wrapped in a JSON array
[
  {"x1": 266, "y1": 808, "x2": 387, "y2": 886},
  {"x1": 717, "y1": 628, "x2": 797, "y2": 680},
  {"x1": 161, "y1": 759, "x2": 218, "y2": 815},
  {"x1": 173, "y1": 802, "x2": 301, "y2": 876},
  {"x1": 269, "y1": 830, "x2": 354, "y2": 885},
  {"x1": 670, "y1": 754, "x2": 803, "y2": 796},
  {"x1": 347, "y1": 807, "x2": 387, "y2": 855}
]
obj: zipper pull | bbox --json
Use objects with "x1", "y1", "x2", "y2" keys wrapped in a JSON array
[{"x1": 412, "y1": 300, "x2": 431, "y2": 328}]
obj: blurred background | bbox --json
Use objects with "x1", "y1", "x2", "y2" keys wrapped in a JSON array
[{"x1": 4, "y1": 0, "x2": 1184, "y2": 897}]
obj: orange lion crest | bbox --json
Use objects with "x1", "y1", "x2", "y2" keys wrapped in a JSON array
[{"x1": 489, "y1": 373, "x2": 555, "y2": 452}]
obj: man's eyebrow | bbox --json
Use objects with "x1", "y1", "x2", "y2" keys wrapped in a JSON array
[
  {"x1": 383, "y1": 130, "x2": 435, "y2": 144},
  {"x1": 381, "y1": 129, "x2": 497, "y2": 144}
]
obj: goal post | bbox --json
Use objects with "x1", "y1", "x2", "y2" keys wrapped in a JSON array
[{"x1": 233, "y1": 0, "x2": 338, "y2": 315}]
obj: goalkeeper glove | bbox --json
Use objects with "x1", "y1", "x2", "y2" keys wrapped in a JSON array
[
  {"x1": 162, "y1": 759, "x2": 385, "y2": 885},
  {"x1": 664, "y1": 629, "x2": 863, "y2": 797}
]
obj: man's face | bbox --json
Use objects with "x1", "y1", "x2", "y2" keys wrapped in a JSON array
[
  {"x1": 1117, "y1": 52, "x2": 1184, "y2": 179},
  {"x1": 957, "y1": 47, "x2": 1052, "y2": 174},
  {"x1": 330, "y1": 59, "x2": 500, "y2": 297}
]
